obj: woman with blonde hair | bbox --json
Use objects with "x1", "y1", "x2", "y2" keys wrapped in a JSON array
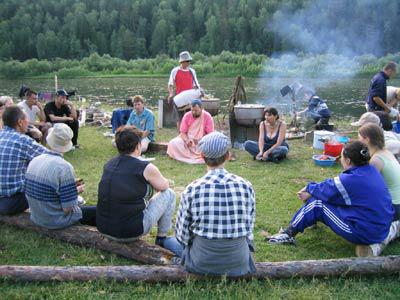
[{"x1": 358, "y1": 123, "x2": 400, "y2": 220}]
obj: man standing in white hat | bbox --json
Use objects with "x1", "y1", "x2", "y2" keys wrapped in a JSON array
[
  {"x1": 168, "y1": 51, "x2": 201, "y2": 130},
  {"x1": 25, "y1": 123, "x2": 96, "y2": 229}
]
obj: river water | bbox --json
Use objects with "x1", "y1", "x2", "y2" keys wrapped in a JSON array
[{"x1": 1, "y1": 76, "x2": 399, "y2": 119}]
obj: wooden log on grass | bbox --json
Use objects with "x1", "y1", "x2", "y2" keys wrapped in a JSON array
[
  {"x1": 0, "y1": 256, "x2": 400, "y2": 282},
  {"x1": 0, "y1": 213, "x2": 174, "y2": 265},
  {"x1": 148, "y1": 141, "x2": 168, "y2": 153}
]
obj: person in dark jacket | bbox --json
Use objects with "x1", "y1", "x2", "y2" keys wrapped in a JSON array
[
  {"x1": 366, "y1": 62, "x2": 398, "y2": 118},
  {"x1": 267, "y1": 141, "x2": 394, "y2": 251}
]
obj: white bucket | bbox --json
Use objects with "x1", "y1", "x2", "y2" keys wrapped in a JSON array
[{"x1": 313, "y1": 130, "x2": 335, "y2": 150}]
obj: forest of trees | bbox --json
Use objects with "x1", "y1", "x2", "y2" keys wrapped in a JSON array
[{"x1": 1, "y1": 0, "x2": 399, "y2": 61}]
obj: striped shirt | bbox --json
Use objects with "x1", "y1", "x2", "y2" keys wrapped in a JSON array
[
  {"x1": 175, "y1": 168, "x2": 255, "y2": 246},
  {"x1": 25, "y1": 153, "x2": 82, "y2": 229},
  {"x1": 0, "y1": 126, "x2": 50, "y2": 197}
]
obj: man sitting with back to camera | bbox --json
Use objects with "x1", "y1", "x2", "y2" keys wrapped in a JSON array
[
  {"x1": 44, "y1": 89, "x2": 80, "y2": 149},
  {"x1": 25, "y1": 123, "x2": 96, "y2": 229},
  {"x1": 0, "y1": 106, "x2": 51, "y2": 215},
  {"x1": 175, "y1": 131, "x2": 256, "y2": 276},
  {"x1": 126, "y1": 95, "x2": 155, "y2": 153}
]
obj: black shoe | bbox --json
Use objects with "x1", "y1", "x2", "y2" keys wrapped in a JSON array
[{"x1": 155, "y1": 236, "x2": 166, "y2": 247}]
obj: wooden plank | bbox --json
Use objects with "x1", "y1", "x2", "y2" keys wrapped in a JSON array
[
  {"x1": 0, "y1": 213, "x2": 174, "y2": 265},
  {"x1": 148, "y1": 142, "x2": 168, "y2": 152}
]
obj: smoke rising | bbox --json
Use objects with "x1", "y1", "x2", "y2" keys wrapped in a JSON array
[{"x1": 257, "y1": 0, "x2": 399, "y2": 112}]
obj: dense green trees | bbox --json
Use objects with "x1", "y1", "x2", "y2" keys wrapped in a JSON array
[
  {"x1": 2, "y1": 0, "x2": 397, "y2": 61},
  {"x1": 0, "y1": 0, "x2": 399, "y2": 79}
]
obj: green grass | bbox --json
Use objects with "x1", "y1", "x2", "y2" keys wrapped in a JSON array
[{"x1": 0, "y1": 121, "x2": 399, "y2": 298}]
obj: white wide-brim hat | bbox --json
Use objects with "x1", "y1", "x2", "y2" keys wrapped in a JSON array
[
  {"x1": 46, "y1": 123, "x2": 73, "y2": 153},
  {"x1": 179, "y1": 51, "x2": 193, "y2": 63}
]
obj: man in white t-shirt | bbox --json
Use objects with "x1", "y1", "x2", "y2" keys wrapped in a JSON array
[{"x1": 18, "y1": 90, "x2": 51, "y2": 144}]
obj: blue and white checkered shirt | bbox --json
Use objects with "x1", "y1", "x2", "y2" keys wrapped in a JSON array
[
  {"x1": 0, "y1": 126, "x2": 50, "y2": 197},
  {"x1": 175, "y1": 168, "x2": 255, "y2": 246}
]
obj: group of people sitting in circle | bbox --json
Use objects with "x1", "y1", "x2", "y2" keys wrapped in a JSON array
[
  {"x1": 0, "y1": 89, "x2": 80, "y2": 149},
  {"x1": 0, "y1": 58, "x2": 399, "y2": 276},
  {"x1": 1, "y1": 92, "x2": 400, "y2": 275}
]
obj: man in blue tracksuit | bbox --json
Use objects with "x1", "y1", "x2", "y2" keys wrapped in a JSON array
[{"x1": 268, "y1": 141, "x2": 394, "y2": 246}]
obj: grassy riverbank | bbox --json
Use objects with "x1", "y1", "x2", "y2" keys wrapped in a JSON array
[
  {"x1": 1, "y1": 51, "x2": 400, "y2": 79},
  {"x1": 1, "y1": 124, "x2": 400, "y2": 298}
]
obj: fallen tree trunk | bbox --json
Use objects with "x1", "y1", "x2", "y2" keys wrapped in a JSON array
[
  {"x1": 0, "y1": 256, "x2": 399, "y2": 282},
  {"x1": 0, "y1": 213, "x2": 173, "y2": 265}
]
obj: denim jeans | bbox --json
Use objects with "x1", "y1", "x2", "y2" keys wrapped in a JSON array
[
  {"x1": 163, "y1": 237, "x2": 184, "y2": 257},
  {"x1": 244, "y1": 140, "x2": 289, "y2": 161},
  {"x1": 142, "y1": 188, "x2": 176, "y2": 236}
]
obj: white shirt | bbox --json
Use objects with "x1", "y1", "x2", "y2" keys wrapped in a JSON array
[
  {"x1": 18, "y1": 100, "x2": 41, "y2": 123},
  {"x1": 168, "y1": 66, "x2": 200, "y2": 88}
]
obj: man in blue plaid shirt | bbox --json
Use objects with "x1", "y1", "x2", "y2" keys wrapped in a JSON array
[
  {"x1": 175, "y1": 131, "x2": 256, "y2": 276},
  {"x1": 0, "y1": 106, "x2": 51, "y2": 215}
]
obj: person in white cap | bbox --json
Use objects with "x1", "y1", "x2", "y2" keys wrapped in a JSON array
[
  {"x1": 350, "y1": 112, "x2": 381, "y2": 127},
  {"x1": 175, "y1": 131, "x2": 256, "y2": 276},
  {"x1": 351, "y1": 112, "x2": 400, "y2": 158},
  {"x1": 25, "y1": 123, "x2": 96, "y2": 229},
  {"x1": 168, "y1": 51, "x2": 201, "y2": 130}
]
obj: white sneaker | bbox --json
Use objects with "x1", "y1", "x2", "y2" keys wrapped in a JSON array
[
  {"x1": 267, "y1": 228, "x2": 296, "y2": 245},
  {"x1": 77, "y1": 196, "x2": 86, "y2": 206}
]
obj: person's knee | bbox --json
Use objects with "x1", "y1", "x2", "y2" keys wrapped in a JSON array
[
  {"x1": 161, "y1": 188, "x2": 176, "y2": 208},
  {"x1": 163, "y1": 188, "x2": 176, "y2": 200},
  {"x1": 244, "y1": 140, "x2": 254, "y2": 152}
]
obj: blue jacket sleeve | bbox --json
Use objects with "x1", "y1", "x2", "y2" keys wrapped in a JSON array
[{"x1": 306, "y1": 178, "x2": 347, "y2": 205}]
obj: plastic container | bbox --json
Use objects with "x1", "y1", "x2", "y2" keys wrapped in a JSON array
[
  {"x1": 324, "y1": 142, "x2": 343, "y2": 158},
  {"x1": 312, "y1": 154, "x2": 336, "y2": 167},
  {"x1": 313, "y1": 130, "x2": 335, "y2": 150},
  {"x1": 336, "y1": 136, "x2": 350, "y2": 144},
  {"x1": 392, "y1": 121, "x2": 400, "y2": 134}
]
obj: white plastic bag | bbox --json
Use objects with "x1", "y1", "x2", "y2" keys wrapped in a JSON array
[
  {"x1": 173, "y1": 89, "x2": 202, "y2": 108},
  {"x1": 389, "y1": 107, "x2": 399, "y2": 118}
]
